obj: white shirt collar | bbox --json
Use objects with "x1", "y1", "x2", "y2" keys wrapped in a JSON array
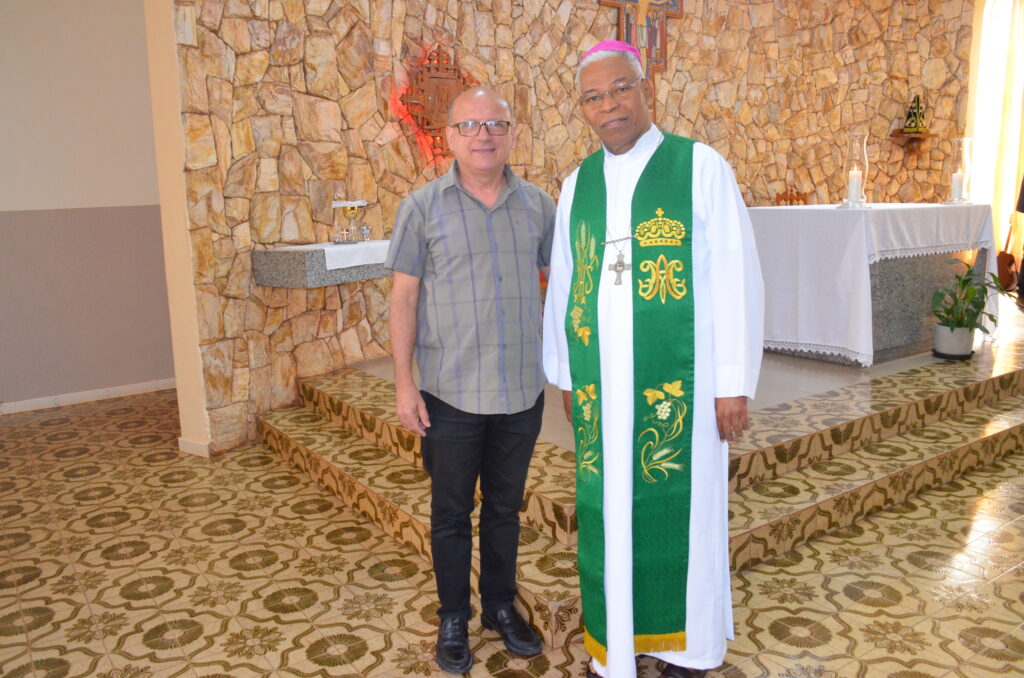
[{"x1": 602, "y1": 124, "x2": 663, "y2": 162}]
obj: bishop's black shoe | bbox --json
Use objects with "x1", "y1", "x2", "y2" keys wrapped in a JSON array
[
  {"x1": 435, "y1": 616, "x2": 472, "y2": 674},
  {"x1": 660, "y1": 662, "x2": 708, "y2": 678},
  {"x1": 481, "y1": 606, "x2": 543, "y2": 656}
]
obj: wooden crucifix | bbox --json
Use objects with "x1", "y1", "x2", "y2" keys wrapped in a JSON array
[{"x1": 598, "y1": 0, "x2": 683, "y2": 117}]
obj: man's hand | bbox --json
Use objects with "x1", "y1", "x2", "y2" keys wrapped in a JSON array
[
  {"x1": 395, "y1": 382, "x2": 430, "y2": 437},
  {"x1": 561, "y1": 389, "x2": 573, "y2": 423},
  {"x1": 715, "y1": 396, "x2": 749, "y2": 442}
]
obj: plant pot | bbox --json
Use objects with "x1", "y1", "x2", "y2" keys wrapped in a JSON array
[{"x1": 933, "y1": 325, "x2": 974, "y2": 360}]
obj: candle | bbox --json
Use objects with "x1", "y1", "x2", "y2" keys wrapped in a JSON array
[
  {"x1": 847, "y1": 169, "x2": 863, "y2": 204},
  {"x1": 951, "y1": 171, "x2": 965, "y2": 201}
]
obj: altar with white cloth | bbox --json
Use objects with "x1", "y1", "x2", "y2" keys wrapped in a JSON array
[{"x1": 748, "y1": 203, "x2": 997, "y2": 366}]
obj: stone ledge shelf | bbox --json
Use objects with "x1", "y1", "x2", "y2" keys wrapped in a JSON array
[{"x1": 252, "y1": 240, "x2": 391, "y2": 289}]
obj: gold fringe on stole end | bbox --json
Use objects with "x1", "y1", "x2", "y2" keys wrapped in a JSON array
[
  {"x1": 584, "y1": 628, "x2": 607, "y2": 666},
  {"x1": 584, "y1": 628, "x2": 688, "y2": 665},
  {"x1": 634, "y1": 631, "x2": 687, "y2": 654}
]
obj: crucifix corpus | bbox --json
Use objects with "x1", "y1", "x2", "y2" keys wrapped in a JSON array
[{"x1": 598, "y1": 0, "x2": 683, "y2": 118}]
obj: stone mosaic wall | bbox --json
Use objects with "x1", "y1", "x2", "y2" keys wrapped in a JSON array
[{"x1": 171, "y1": 0, "x2": 973, "y2": 450}]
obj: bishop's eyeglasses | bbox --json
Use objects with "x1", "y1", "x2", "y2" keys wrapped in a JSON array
[
  {"x1": 579, "y1": 78, "x2": 642, "y2": 108},
  {"x1": 450, "y1": 120, "x2": 512, "y2": 136}
]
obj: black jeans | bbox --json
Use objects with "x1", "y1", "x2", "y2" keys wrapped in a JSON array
[{"x1": 420, "y1": 390, "x2": 544, "y2": 620}]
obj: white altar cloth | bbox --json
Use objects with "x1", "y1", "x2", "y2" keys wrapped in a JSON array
[
  {"x1": 279, "y1": 240, "x2": 390, "y2": 271},
  {"x1": 748, "y1": 203, "x2": 996, "y2": 366}
]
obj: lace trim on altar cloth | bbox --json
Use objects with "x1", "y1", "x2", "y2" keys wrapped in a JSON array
[
  {"x1": 764, "y1": 340, "x2": 873, "y2": 367},
  {"x1": 868, "y1": 241, "x2": 992, "y2": 264}
]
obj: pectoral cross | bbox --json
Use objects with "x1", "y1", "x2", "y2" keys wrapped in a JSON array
[{"x1": 609, "y1": 252, "x2": 631, "y2": 285}]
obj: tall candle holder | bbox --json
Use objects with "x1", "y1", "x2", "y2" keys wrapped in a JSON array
[
  {"x1": 840, "y1": 131, "x2": 869, "y2": 209},
  {"x1": 946, "y1": 137, "x2": 971, "y2": 204}
]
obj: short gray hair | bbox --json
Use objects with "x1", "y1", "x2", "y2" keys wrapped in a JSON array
[{"x1": 576, "y1": 50, "x2": 644, "y2": 90}]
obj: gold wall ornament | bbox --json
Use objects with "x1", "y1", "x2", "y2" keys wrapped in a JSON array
[
  {"x1": 398, "y1": 44, "x2": 478, "y2": 155},
  {"x1": 902, "y1": 94, "x2": 928, "y2": 134},
  {"x1": 635, "y1": 207, "x2": 686, "y2": 247},
  {"x1": 637, "y1": 254, "x2": 686, "y2": 303}
]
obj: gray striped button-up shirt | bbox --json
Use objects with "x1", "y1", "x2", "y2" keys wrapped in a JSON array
[{"x1": 385, "y1": 163, "x2": 555, "y2": 415}]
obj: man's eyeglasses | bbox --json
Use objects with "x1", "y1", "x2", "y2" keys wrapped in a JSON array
[
  {"x1": 579, "y1": 78, "x2": 642, "y2": 109},
  {"x1": 450, "y1": 120, "x2": 512, "y2": 137}
]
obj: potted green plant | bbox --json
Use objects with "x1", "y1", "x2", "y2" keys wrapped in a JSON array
[{"x1": 931, "y1": 259, "x2": 1011, "y2": 359}]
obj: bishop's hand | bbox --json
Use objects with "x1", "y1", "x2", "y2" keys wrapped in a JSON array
[{"x1": 715, "y1": 396, "x2": 749, "y2": 442}]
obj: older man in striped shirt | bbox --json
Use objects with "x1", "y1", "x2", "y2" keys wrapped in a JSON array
[{"x1": 385, "y1": 87, "x2": 555, "y2": 674}]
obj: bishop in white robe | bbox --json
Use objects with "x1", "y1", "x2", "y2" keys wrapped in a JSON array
[{"x1": 542, "y1": 42, "x2": 764, "y2": 678}]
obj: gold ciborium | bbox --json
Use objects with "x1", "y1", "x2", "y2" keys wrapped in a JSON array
[{"x1": 331, "y1": 200, "x2": 368, "y2": 243}]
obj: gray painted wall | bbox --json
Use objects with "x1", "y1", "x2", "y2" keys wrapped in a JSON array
[{"x1": 0, "y1": 207, "x2": 173, "y2": 403}]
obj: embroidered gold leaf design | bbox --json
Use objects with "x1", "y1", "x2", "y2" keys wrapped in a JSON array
[
  {"x1": 575, "y1": 383, "x2": 600, "y2": 479},
  {"x1": 639, "y1": 379, "x2": 689, "y2": 483},
  {"x1": 637, "y1": 255, "x2": 687, "y2": 303},
  {"x1": 662, "y1": 380, "x2": 684, "y2": 397},
  {"x1": 572, "y1": 221, "x2": 598, "y2": 306},
  {"x1": 569, "y1": 305, "x2": 584, "y2": 331},
  {"x1": 577, "y1": 326, "x2": 592, "y2": 345},
  {"x1": 643, "y1": 388, "x2": 665, "y2": 405}
]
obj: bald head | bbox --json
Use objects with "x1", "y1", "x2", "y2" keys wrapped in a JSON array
[{"x1": 448, "y1": 87, "x2": 514, "y2": 126}]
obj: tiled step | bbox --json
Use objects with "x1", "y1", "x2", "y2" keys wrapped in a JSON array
[
  {"x1": 729, "y1": 392, "x2": 1024, "y2": 572},
  {"x1": 258, "y1": 408, "x2": 582, "y2": 648},
  {"x1": 729, "y1": 361, "x2": 1024, "y2": 492},
  {"x1": 299, "y1": 370, "x2": 579, "y2": 546}
]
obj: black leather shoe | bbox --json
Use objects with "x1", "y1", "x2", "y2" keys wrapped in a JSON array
[
  {"x1": 435, "y1": 616, "x2": 472, "y2": 674},
  {"x1": 481, "y1": 607, "x2": 543, "y2": 656},
  {"x1": 660, "y1": 662, "x2": 707, "y2": 678}
]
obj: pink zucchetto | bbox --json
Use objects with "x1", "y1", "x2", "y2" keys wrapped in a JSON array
[{"x1": 582, "y1": 40, "x2": 641, "y2": 61}]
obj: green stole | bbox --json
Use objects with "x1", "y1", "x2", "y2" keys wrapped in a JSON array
[{"x1": 566, "y1": 133, "x2": 696, "y2": 664}]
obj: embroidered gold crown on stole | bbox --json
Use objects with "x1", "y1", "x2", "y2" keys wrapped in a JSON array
[{"x1": 635, "y1": 208, "x2": 686, "y2": 247}]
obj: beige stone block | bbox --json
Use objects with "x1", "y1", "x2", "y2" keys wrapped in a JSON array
[
  {"x1": 231, "y1": 366, "x2": 250, "y2": 403},
  {"x1": 223, "y1": 297, "x2": 247, "y2": 337},
  {"x1": 291, "y1": 310, "x2": 319, "y2": 345},
  {"x1": 346, "y1": 160, "x2": 376, "y2": 202},
  {"x1": 226, "y1": 198, "x2": 249, "y2": 225},
  {"x1": 184, "y1": 114, "x2": 218, "y2": 170},
  {"x1": 224, "y1": 253, "x2": 252, "y2": 299},
  {"x1": 381, "y1": 138, "x2": 417, "y2": 182},
  {"x1": 270, "y1": 20, "x2": 304, "y2": 65},
  {"x1": 280, "y1": 196, "x2": 315, "y2": 242},
  {"x1": 244, "y1": 296, "x2": 266, "y2": 331},
  {"x1": 339, "y1": 327, "x2": 365, "y2": 362},
  {"x1": 287, "y1": 288, "x2": 307, "y2": 317},
  {"x1": 205, "y1": 77, "x2": 232, "y2": 125},
  {"x1": 294, "y1": 93, "x2": 343, "y2": 142},
  {"x1": 224, "y1": 153, "x2": 258, "y2": 198},
  {"x1": 922, "y1": 57, "x2": 950, "y2": 90},
  {"x1": 235, "y1": 50, "x2": 270, "y2": 85},
  {"x1": 278, "y1": 145, "x2": 305, "y2": 196},
  {"x1": 341, "y1": 290, "x2": 365, "y2": 330},
  {"x1": 199, "y1": 0, "x2": 226, "y2": 29},
  {"x1": 233, "y1": 85, "x2": 261, "y2": 122},
  {"x1": 263, "y1": 306, "x2": 285, "y2": 337},
  {"x1": 178, "y1": 47, "x2": 208, "y2": 113},
  {"x1": 298, "y1": 141, "x2": 348, "y2": 179},
  {"x1": 186, "y1": 168, "x2": 228, "y2": 234},
  {"x1": 209, "y1": 402, "x2": 249, "y2": 452},
  {"x1": 231, "y1": 120, "x2": 256, "y2": 158},
  {"x1": 199, "y1": 26, "x2": 236, "y2": 81},
  {"x1": 342, "y1": 81, "x2": 377, "y2": 130},
  {"x1": 249, "y1": 115, "x2": 283, "y2": 157},
  {"x1": 307, "y1": 287, "x2": 325, "y2": 310},
  {"x1": 294, "y1": 339, "x2": 332, "y2": 377},
  {"x1": 196, "y1": 285, "x2": 225, "y2": 344},
  {"x1": 317, "y1": 308, "x2": 338, "y2": 337},
  {"x1": 249, "y1": 19, "x2": 273, "y2": 49},
  {"x1": 256, "y1": 81, "x2": 293, "y2": 114},
  {"x1": 304, "y1": 33, "x2": 341, "y2": 99},
  {"x1": 232, "y1": 221, "x2": 252, "y2": 250},
  {"x1": 270, "y1": 319, "x2": 295, "y2": 353},
  {"x1": 250, "y1": 364, "x2": 272, "y2": 411},
  {"x1": 336, "y1": 21, "x2": 373, "y2": 90},
  {"x1": 270, "y1": 353, "x2": 297, "y2": 408},
  {"x1": 256, "y1": 158, "x2": 280, "y2": 192},
  {"x1": 225, "y1": 0, "x2": 254, "y2": 18},
  {"x1": 250, "y1": 193, "x2": 281, "y2": 242},
  {"x1": 190, "y1": 228, "x2": 215, "y2": 285},
  {"x1": 221, "y1": 17, "x2": 251, "y2": 53}
]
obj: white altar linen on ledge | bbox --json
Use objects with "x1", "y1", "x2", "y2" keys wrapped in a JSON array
[
  {"x1": 748, "y1": 203, "x2": 996, "y2": 366},
  {"x1": 277, "y1": 240, "x2": 391, "y2": 270}
]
